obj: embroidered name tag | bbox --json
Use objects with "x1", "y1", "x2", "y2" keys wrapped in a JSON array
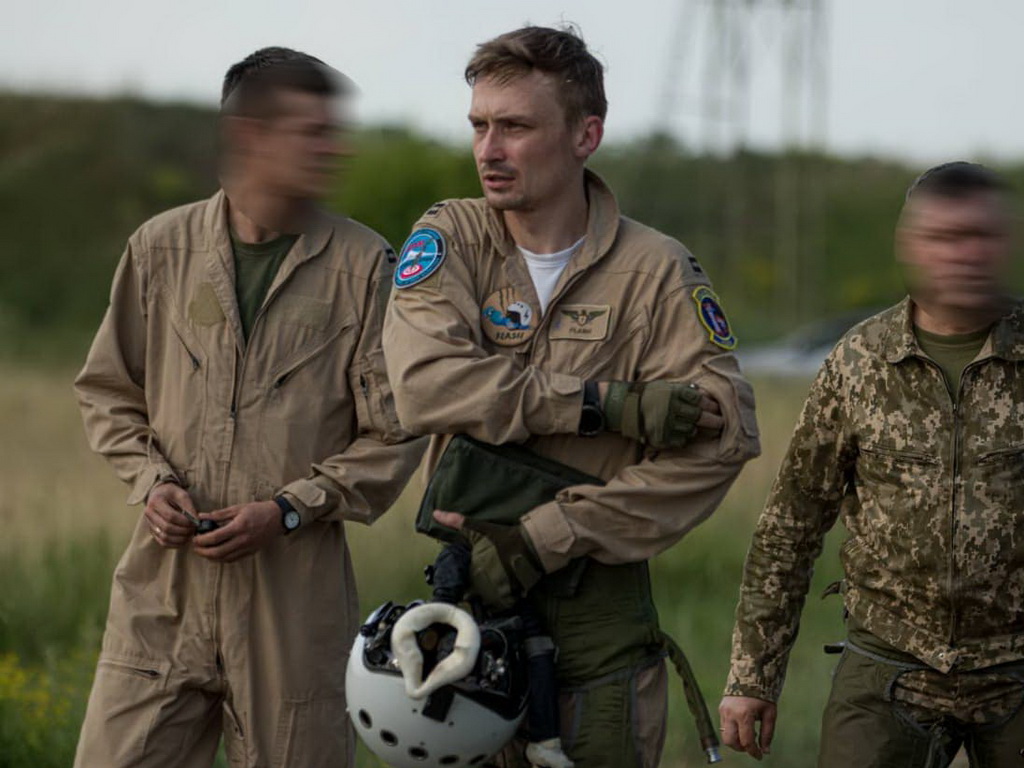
[{"x1": 549, "y1": 304, "x2": 612, "y2": 341}]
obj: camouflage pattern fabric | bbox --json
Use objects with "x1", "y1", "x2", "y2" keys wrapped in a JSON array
[{"x1": 726, "y1": 297, "x2": 1024, "y2": 702}]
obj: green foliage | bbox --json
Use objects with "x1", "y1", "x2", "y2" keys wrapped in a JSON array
[
  {"x1": 4, "y1": 91, "x2": 1024, "y2": 359},
  {"x1": 0, "y1": 534, "x2": 120, "y2": 768},
  {"x1": 0, "y1": 650, "x2": 93, "y2": 768},
  {"x1": 334, "y1": 126, "x2": 479, "y2": 250},
  {"x1": 0, "y1": 534, "x2": 116, "y2": 662},
  {"x1": 0, "y1": 94, "x2": 218, "y2": 343}
]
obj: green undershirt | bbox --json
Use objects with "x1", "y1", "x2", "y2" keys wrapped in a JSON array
[
  {"x1": 848, "y1": 322, "x2": 991, "y2": 662},
  {"x1": 913, "y1": 324, "x2": 991, "y2": 401},
  {"x1": 230, "y1": 232, "x2": 298, "y2": 341}
]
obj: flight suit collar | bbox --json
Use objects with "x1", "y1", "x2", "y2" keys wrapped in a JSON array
[
  {"x1": 883, "y1": 295, "x2": 1024, "y2": 364},
  {"x1": 200, "y1": 190, "x2": 336, "y2": 351},
  {"x1": 482, "y1": 169, "x2": 622, "y2": 268}
]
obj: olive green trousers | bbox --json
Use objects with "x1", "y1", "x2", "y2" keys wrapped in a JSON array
[
  {"x1": 493, "y1": 656, "x2": 668, "y2": 768},
  {"x1": 818, "y1": 644, "x2": 1024, "y2": 768}
]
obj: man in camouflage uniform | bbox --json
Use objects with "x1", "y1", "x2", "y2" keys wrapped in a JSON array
[{"x1": 719, "y1": 161, "x2": 1024, "y2": 767}]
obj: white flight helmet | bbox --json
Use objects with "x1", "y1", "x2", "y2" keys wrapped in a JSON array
[{"x1": 347, "y1": 601, "x2": 528, "y2": 768}]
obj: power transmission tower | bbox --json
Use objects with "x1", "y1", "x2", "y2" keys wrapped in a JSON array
[{"x1": 660, "y1": 0, "x2": 829, "y2": 326}]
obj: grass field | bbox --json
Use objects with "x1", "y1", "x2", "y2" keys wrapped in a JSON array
[{"x1": 0, "y1": 364, "x2": 859, "y2": 767}]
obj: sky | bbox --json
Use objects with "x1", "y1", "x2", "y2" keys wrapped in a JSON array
[{"x1": 4, "y1": 0, "x2": 1023, "y2": 165}]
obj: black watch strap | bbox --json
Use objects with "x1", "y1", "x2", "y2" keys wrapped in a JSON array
[{"x1": 578, "y1": 380, "x2": 606, "y2": 437}]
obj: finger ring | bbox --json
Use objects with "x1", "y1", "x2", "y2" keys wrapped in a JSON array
[{"x1": 155, "y1": 527, "x2": 162, "y2": 536}]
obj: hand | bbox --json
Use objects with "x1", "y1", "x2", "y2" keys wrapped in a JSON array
[
  {"x1": 432, "y1": 511, "x2": 544, "y2": 611},
  {"x1": 144, "y1": 482, "x2": 199, "y2": 548},
  {"x1": 601, "y1": 380, "x2": 723, "y2": 448},
  {"x1": 193, "y1": 500, "x2": 282, "y2": 562},
  {"x1": 718, "y1": 696, "x2": 777, "y2": 760}
]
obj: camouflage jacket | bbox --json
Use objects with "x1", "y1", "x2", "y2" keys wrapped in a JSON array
[{"x1": 726, "y1": 297, "x2": 1024, "y2": 702}]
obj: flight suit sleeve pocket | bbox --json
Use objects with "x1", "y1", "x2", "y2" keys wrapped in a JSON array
[
  {"x1": 350, "y1": 348, "x2": 407, "y2": 444},
  {"x1": 699, "y1": 366, "x2": 760, "y2": 463}
]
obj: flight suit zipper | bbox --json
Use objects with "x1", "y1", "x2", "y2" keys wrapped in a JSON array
[
  {"x1": 226, "y1": 253, "x2": 303, "y2": 496},
  {"x1": 229, "y1": 241, "x2": 303, "y2": 416},
  {"x1": 171, "y1": 324, "x2": 202, "y2": 371},
  {"x1": 524, "y1": 262, "x2": 591, "y2": 367}
]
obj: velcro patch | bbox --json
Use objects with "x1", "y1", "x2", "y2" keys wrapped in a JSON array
[
  {"x1": 188, "y1": 283, "x2": 226, "y2": 326},
  {"x1": 395, "y1": 228, "x2": 446, "y2": 289},
  {"x1": 549, "y1": 304, "x2": 612, "y2": 341}
]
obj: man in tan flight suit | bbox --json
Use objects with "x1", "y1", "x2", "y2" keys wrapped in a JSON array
[
  {"x1": 383, "y1": 26, "x2": 760, "y2": 767},
  {"x1": 73, "y1": 48, "x2": 423, "y2": 768}
]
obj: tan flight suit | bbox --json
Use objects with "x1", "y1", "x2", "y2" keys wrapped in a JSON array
[
  {"x1": 73, "y1": 191, "x2": 424, "y2": 768},
  {"x1": 383, "y1": 171, "x2": 760, "y2": 766}
]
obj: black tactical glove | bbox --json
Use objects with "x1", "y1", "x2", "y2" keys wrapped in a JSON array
[
  {"x1": 430, "y1": 541, "x2": 472, "y2": 604},
  {"x1": 604, "y1": 380, "x2": 704, "y2": 448},
  {"x1": 460, "y1": 519, "x2": 545, "y2": 612}
]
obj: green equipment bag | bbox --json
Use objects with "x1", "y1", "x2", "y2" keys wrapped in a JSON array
[{"x1": 415, "y1": 434, "x2": 605, "y2": 542}]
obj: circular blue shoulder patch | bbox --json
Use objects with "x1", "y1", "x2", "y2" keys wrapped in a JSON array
[{"x1": 395, "y1": 228, "x2": 446, "y2": 289}]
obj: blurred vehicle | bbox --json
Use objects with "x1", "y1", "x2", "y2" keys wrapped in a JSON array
[{"x1": 738, "y1": 307, "x2": 883, "y2": 377}]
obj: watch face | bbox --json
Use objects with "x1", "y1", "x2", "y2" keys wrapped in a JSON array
[
  {"x1": 284, "y1": 510, "x2": 301, "y2": 531},
  {"x1": 579, "y1": 404, "x2": 605, "y2": 436}
]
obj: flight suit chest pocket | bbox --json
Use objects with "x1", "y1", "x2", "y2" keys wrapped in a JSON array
[
  {"x1": 349, "y1": 348, "x2": 406, "y2": 443},
  {"x1": 148, "y1": 305, "x2": 208, "y2": 473},
  {"x1": 545, "y1": 307, "x2": 648, "y2": 379},
  {"x1": 266, "y1": 320, "x2": 356, "y2": 407},
  {"x1": 972, "y1": 444, "x2": 1024, "y2": 513},
  {"x1": 857, "y1": 443, "x2": 942, "y2": 527}
]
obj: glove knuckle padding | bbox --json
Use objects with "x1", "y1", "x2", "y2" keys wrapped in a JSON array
[
  {"x1": 678, "y1": 383, "x2": 703, "y2": 405},
  {"x1": 465, "y1": 523, "x2": 543, "y2": 611},
  {"x1": 672, "y1": 402, "x2": 701, "y2": 425}
]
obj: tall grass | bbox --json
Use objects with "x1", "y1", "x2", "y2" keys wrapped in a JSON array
[{"x1": 2, "y1": 365, "x2": 850, "y2": 767}]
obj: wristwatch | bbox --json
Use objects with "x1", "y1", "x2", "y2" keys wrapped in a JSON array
[
  {"x1": 578, "y1": 380, "x2": 606, "y2": 437},
  {"x1": 275, "y1": 495, "x2": 301, "y2": 535}
]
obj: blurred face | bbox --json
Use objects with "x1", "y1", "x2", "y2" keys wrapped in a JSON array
[
  {"x1": 898, "y1": 191, "x2": 1011, "y2": 314},
  {"x1": 469, "y1": 70, "x2": 600, "y2": 212},
  {"x1": 246, "y1": 88, "x2": 346, "y2": 200}
]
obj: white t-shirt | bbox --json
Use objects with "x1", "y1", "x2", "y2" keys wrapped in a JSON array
[{"x1": 519, "y1": 236, "x2": 585, "y2": 315}]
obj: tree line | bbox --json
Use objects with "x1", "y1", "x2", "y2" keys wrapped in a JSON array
[{"x1": 2, "y1": 93, "x2": 1021, "y2": 359}]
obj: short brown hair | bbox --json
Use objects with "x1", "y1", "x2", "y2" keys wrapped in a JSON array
[
  {"x1": 221, "y1": 47, "x2": 345, "y2": 118},
  {"x1": 465, "y1": 25, "x2": 607, "y2": 124}
]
